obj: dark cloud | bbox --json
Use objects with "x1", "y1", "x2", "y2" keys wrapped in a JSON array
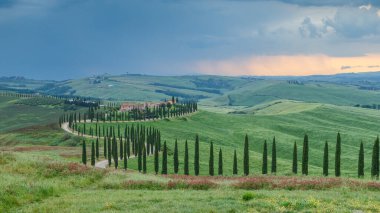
[
  {"x1": 299, "y1": 17, "x2": 323, "y2": 38},
  {"x1": 274, "y1": 0, "x2": 380, "y2": 7},
  {"x1": 323, "y1": 6, "x2": 380, "y2": 38},
  {"x1": 0, "y1": 0, "x2": 15, "y2": 8}
]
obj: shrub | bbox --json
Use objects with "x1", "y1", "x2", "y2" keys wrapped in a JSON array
[
  {"x1": 367, "y1": 182, "x2": 380, "y2": 190},
  {"x1": 242, "y1": 192, "x2": 254, "y2": 201}
]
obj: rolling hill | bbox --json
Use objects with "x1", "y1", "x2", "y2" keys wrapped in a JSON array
[
  {"x1": 78, "y1": 101, "x2": 380, "y2": 177},
  {"x1": 3, "y1": 73, "x2": 380, "y2": 110}
]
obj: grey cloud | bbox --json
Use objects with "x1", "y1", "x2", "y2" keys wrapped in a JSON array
[
  {"x1": 341, "y1": 65, "x2": 380, "y2": 70},
  {"x1": 323, "y1": 6, "x2": 380, "y2": 38},
  {"x1": 272, "y1": 0, "x2": 380, "y2": 7},
  {"x1": 299, "y1": 17, "x2": 323, "y2": 38}
]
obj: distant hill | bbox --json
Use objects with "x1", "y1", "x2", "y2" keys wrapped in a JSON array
[{"x1": 2, "y1": 72, "x2": 380, "y2": 108}]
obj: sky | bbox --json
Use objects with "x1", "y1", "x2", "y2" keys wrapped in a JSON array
[{"x1": 1, "y1": 0, "x2": 380, "y2": 79}]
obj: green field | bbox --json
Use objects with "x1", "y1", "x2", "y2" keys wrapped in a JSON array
[
  {"x1": 4, "y1": 74, "x2": 380, "y2": 108},
  {"x1": 2, "y1": 74, "x2": 380, "y2": 212},
  {"x1": 1, "y1": 151, "x2": 380, "y2": 212},
  {"x1": 0, "y1": 96, "x2": 64, "y2": 132},
  {"x1": 77, "y1": 101, "x2": 380, "y2": 177}
]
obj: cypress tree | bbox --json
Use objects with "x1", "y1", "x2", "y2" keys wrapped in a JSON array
[
  {"x1": 184, "y1": 140, "x2": 189, "y2": 175},
  {"x1": 262, "y1": 140, "x2": 268, "y2": 174},
  {"x1": 127, "y1": 136, "x2": 130, "y2": 158},
  {"x1": 103, "y1": 137, "x2": 107, "y2": 158},
  {"x1": 162, "y1": 141, "x2": 168, "y2": 175},
  {"x1": 143, "y1": 145, "x2": 147, "y2": 174},
  {"x1": 209, "y1": 141, "x2": 214, "y2": 176},
  {"x1": 113, "y1": 137, "x2": 118, "y2": 169},
  {"x1": 323, "y1": 141, "x2": 329, "y2": 176},
  {"x1": 335, "y1": 132, "x2": 341, "y2": 177},
  {"x1": 91, "y1": 141, "x2": 95, "y2": 166},
  {"x1": 194, "y1": 135, "x2": 200, "y2": 176},
  {"x1": 96, "y1": 138, "x2": 99, "y2": 160},
  {"x1": 292, "y1": 141, "x2": 297, "y2": 174},
  {"x1": 108, "y1": 137, "x2": 112, "y2": 167},
  {"x1": 302, "y1": 134, "x2": 309, "y2": 175},
  {"x1": 174, "y1": 139, "x2": 179, "y2": 174},
  {"x1": 218, "y1": 148, "x2": 223, "y2": 176},
  {"x1": 154, "y1": 140, "x2": 159, "y2": 175},
  {"x1": 233, "y1": 150, "x2": 238, "y2": 175},
  {"x1": 371, "y1": 137, "x2": 379, "y2": 179},
  {"x1": 82, "y1": 140, "x2": 87, "y2": 165},
  {"x1": 358, "y1": 141, "x2": 364, "y2": 178},
  {"x1": 120, "y1": 137, "x2": 123, "y2": 160},
  {"x1": 271, "y1": 137, "x2": 277, "y2": 174},
  {"x1": 124, "y1": 140, "x2": 127, "y2": 171},
  {"x1": 243, "y1": 134, "x2": 249, "y2": 176},
  {"x1": 138, "y1": 142, "x2": 142, "y2": 172}
]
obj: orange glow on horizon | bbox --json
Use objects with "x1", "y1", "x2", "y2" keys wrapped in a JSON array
[{"x1": 195, "y1": 54, "x2": 380, "y2": 76}]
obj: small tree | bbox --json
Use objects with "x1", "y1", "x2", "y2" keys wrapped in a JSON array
[
  {"x1": 174, "y1": 139, "x2": 179, "y2": 174},
  {"x1": 91, "y1": 141, "x2": 95, "y2": 166},
  {"x1": 209, "y1": 142, "x2": 214, "y2": 176},
  {"x1": 233, "y1": 150, "x2": 238, "y2": 175},
  {"x1": 124, "y1": 140, "x2": 127, "y2": 171},
  {"x1": 302, "y1": 134, "x2": 309, "y2": 175},
  {"x1": 292, "y1": 141, "x2": 297, "y2": 174},
  {"x1": 243, "y1": 134, "x2": 249, "y2": 176},
  {"x1": 96, "y1": 138, "x2": 99, "y2": 160},
  {"x1": 120, "y1": 137, "x2": 123, "y2": 160},
  {"x1": 184, "y1": 140, "x2": 189, "y2": 175},
  {"x1": 371, "y1": 136, "x2": 379, "y2": 179},
  {"x1": 218, "y1": 148, "x2": 223, "y2": 176},
  {"x1": 194, "y1": 135, "x2": 200, "y2": 176},
  {"x1": 262, "y1": 140, "x2": 268, "y2": 174},
  {"x1": 323, "y1": 141, "x2": 329, "y2": 176},
  {"x1": 271, "y1": 137, "x2": 277, "y2": 174},
  {"x1": 103, "y1": 137, "x2": 107, "y2": 158},
  {"x1": 113, "y1": 137, "x2": 118, "y2": 169},
  {"x1": 335, "y1": 132, "x2": 341, "y2": 177},
  {"x1": 82, "y1": 140, "x2": 87, "y2": 165},
  {"x1": 162, "y1": 141, "x2": 168, "y2": 175},
  {"x1": 143, "y1": 145, "x2": 147, "y2": 174},
  {"x1": 154, "y1": 141, "x2": 159, "y2": 175},
  {"x1": 358, "y1": 141, "x2": 364, "y2": 178},
  {"x1": 108, "y1": 137, "x2": 112, "y2": 167}
]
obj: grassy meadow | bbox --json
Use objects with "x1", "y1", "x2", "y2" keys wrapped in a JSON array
[
  {"x1": 1, "y1": 151, "x2": 380, "y2": 212},
  {"x1": 2, "y1": 74, "x2": 380, "y2": 212},
  {"x1": 78, "y1": 101, "x2": 380, "y2": 177}
]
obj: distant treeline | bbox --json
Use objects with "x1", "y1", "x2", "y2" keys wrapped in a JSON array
[
  {"x1": 0, "y1": 91, "x2": 100, "y2": 108},
  {"x1": 287, "y1": 80, "x2": 304, "y2": 85},
  {"x1": 354, "y1": 104, "x2": 380, "y2": 110}
]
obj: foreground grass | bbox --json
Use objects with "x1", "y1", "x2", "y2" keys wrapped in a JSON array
[
  {"x1": 1, "y1": 151, "x2": 380, "y2": 212},
  {"x1": 19, "y1": 189, "x2": 380, "y2": 213}
]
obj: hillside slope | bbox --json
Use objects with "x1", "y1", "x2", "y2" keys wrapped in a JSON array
[{"x1": 79, "y1": 102, "x2": 380, "y2": 177}]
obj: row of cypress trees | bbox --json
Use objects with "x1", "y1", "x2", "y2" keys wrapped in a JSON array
[
  {"x1": 81, "y1": 133, "x2": 380, "y2": 179},
  {"x1": 59, "y1": 101, "x2": 197, "y2": 127},
  {"x1": 0, "y1": 91, "x2": 100, "y2": 108}
]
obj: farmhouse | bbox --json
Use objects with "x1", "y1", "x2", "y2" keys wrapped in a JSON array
[{"x1": 120, "y1": 101, "x2": 169, "y2": 112}]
